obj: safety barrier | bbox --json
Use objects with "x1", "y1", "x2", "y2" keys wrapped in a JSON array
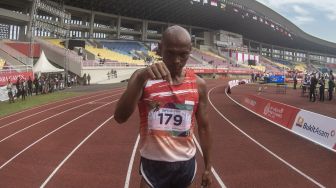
[{"x1": 229, "y1": 80, "x2": 336, "y2": 152}]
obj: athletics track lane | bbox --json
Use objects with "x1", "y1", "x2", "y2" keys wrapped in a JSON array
[
  {"x1": 206, "y1": 80, "x2": 334, "y2": 187},
  {"x1": 0, "y1": 94, "x2": 120, "y2": 187},
  {"x1": 0, "y1": 80, "x2": 334, "y2": 187},
  {"x1": 225, "y1": 83, "x2": 336, "y2": 187},
  {"x1": 0, "y1": 89, "x2": 119, "y2": 127},
  {"x1": 0, "y1": 90, "x2": 116, "y2": 124},
  {"x1": 0, "y1": 91, "x2": 123, "y2": 141}
]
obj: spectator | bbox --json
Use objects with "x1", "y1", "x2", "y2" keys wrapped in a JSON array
[
  {"x1": 87, "y1": 74, "x2": 91, "y2": 85},
  {"x1": 319, "y1": 77, "x2": 325, "y2": 102},
  {"x1": 107, "y1": 71, "x2": 111, "y2": 80},
  {"x1": 27, "y1": 76, "x2": 33, "y2": 96},
  {"x1": 309, "y1": 74, "x2": 318, "y2": 102},
  {"x1": 16, "y1": 77, "x2": 21, "y2": 98},
  {"x1": 33, "y1": 76, "x2": 39, "y2": 95},
  {"x1": 328, "y1": 78, "x2": 335, "y2": 101},
  {"x1": 293, "y1": 73, "x2": 298, "y2": 89},
  {"x1": 83, "y1": 73, "x2": 87, "y2": 85},
  {"x1": 21, "y1": 79, "x2": 26, "y2": 100},
  {"x1": 6, "y1": 79, "x2": 15, "y2": 103}
]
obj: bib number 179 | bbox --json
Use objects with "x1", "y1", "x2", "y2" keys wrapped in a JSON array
[{"x1": 158, "y1": 113, "x2": 183, "y2": 126}]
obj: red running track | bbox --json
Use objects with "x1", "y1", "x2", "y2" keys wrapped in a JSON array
[{"x1": 0, "y1": 80, "x2": 334, "y2": 188}]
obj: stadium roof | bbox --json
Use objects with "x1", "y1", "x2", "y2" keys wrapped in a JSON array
[{"x1": 57, "y1": 0, "x2": 336, "y2": 56}]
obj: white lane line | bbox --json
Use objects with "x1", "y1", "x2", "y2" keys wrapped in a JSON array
[
  {"x1": 208, "y1": 86, "x2": 325, "y2": 188},
  {"x1": 0, "y1": 92, "x2": 122, "y2": 143},
  {"x1": 124, "y1": 134, "x2": 140, "y2": 188},
  {"x1": 192, "y1": 135, "x2": 227, "y2": 188},
  {"x1": 0, "y1": 89, "x2": 124, "y2": 129},
  {"x1": 40, "y1": 115, "x2": 115, "y2": 188},
  {"x1": 0, "y1": 99, "x2": 118, "y2": 171},
  {"x1": 0, "y1": 89, "x2": 113, "y2": 121}
]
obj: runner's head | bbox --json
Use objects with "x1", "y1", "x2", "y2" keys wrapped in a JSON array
[{"x1": 159, "y1": 25, "x2": 192, "y2": 76}]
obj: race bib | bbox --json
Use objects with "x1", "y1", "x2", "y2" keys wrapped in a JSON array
[{"x1": 148, "y1": 104, "x2": 193, "y2": 136}]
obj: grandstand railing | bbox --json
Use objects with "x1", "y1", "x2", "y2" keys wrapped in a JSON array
[
  {"x1": 81, "y1": 60, "x2": 146, "y2": 68},
  {"x1": 0, "y1": 65, "x2": 33, "y2": 73}
]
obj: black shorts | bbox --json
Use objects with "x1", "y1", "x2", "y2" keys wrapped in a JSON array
[{"x1": 140, "y1": 156, "x2": 197, "y2": 188}]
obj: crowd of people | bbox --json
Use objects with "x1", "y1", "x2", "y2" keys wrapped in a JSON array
[
  {"x1": 107, "y1": 69, "x2": 117, "y2": 80},
  {"x1": 5, "y1": 73, "x2": 92, "y2": 103},
  {"x1": 301, "y1": 70, "x2": 335, "y2": 102}
]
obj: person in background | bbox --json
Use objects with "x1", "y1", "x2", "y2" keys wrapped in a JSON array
[
  {"x1": 87, "y1": 74, "x2": 91, "y2": 85},
  {"x1": 33, "y1": 76, "x2": 39, "y2": 95},
  {"x1": 27, "y1": 76, "x2": 33, "y2": 96},
  {"x1": 328, "y1": 78, "x2": 335, "y2": 101},
  {"x1": 16, "y1": 77, "x2": 21, "y2": 99},
  {"x1": 21, "y1": 78, "x2": 26, "y2": 100},
  {"x1": 309, "y1": 74, "x2": 318, "y2": 102},
  {"x1": 6, "y1": 79, "x2": 15, "y2": 103},
  {"x1": 319, "y1": 76, "x2": 325, "y2": 102},
  {"x1": 293, "y1": 73, "x2": 298, "y2": 89}
]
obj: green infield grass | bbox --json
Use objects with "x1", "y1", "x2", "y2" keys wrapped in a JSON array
[{"x1": 0, "y1": 92, "x2": 83, "y2": 118}]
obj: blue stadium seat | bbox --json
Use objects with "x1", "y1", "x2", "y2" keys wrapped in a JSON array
[{"x1": 101, "y1": 41, "x2": 147, "y2": 56}]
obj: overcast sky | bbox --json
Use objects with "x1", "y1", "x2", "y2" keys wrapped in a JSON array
[{"x1": 255, "y1": 0, "x2": 336, "y2": 43}]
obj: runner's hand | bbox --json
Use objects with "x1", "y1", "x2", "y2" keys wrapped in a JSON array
[
  {"x1": 201, "y1": 170, "x2": 212, "y2": 187},
  {"x1": 143, "y1": 62, "x2": 172, "y2": 85}
]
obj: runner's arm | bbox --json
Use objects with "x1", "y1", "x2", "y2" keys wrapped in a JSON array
[
  {"x1": 114, "y1": 69, "x2": 147, "y2": 124},
  {"x1": 195, "y1": 76, "x2": 212, "y2": 172},
  {"x1": 114, "y1": 62, "x2": 172, "y2": 124}
]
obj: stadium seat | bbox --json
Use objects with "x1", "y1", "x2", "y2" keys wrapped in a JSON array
[{"x1": 85, "y1": 45, "x2": 146, "y2": 65}]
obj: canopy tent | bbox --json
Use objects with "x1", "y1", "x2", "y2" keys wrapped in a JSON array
[{"x1": 33, "y1": 50, "x2": 64, "y2": 74}]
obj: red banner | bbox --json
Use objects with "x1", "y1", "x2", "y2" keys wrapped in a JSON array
[
  {"x1": 242, "y1": 94, "x2": 300, "y2": 129},
  {"x1": 0, "y1": 71, "x2": 34, "y2": 86}
]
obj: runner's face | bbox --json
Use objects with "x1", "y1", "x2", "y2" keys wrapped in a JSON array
[{"x1": 160, "y1": 39, "x2": 191, "y2": 75}]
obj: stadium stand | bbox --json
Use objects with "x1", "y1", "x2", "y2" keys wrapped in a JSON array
[
  {"x1": 294, "y1": 63, "x2": 307, "y2": 73},
  {"x1": 85, "y1": 45, "x2": 146, "y2": 65},
  {"x1": 192, "y1": 48, "x2": 228, "y2": 67},
  {"x1": 0, "y1": 58, "x2": 5, "y2": 69},
  {"x1": 101, "y1": 41, "x2": 147, "y2": 56},
  {"x1": 45, "y1": 38, "x2": 65, "y2": 48},
  {"x1": 0, "y1": 42, "x2": 30, "y2": 65}
]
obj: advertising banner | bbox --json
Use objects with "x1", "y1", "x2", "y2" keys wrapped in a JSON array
[
  {"x1": 0, "y1": 71, "x2": 34, "y2": 86},
  {"x1": 242, "y1": 94, "x2": 300, "y2": 129},
  {"x1": 0, "y1": 86, "x2": 9, "y2": 101},
  {"x1": 268, "y1": 75, "x2": 285, "y2": 83},
  {"x1": 291, "y1": 110, "x2": 336, "y2": 151}
]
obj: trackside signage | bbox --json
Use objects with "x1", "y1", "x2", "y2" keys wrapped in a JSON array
[
  {"x1": 291, "y1": 110, "x2": 336, "y2": 151},
  {"x1": 242, "y1": 94, "x2": 300, "y2": 129},
  {"x1": 0, "y1": 71, "x2": 34, "y2": 86}
]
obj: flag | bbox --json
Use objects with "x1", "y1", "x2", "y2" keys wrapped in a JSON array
[
  {"x1": 211, "y1": 0, "x2": 218, "y2": 6},
  {"x1": 220, "y1": 3, "x2": 226, "y2": 9}
]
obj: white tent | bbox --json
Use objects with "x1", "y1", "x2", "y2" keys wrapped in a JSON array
[{"x1": 33, "y1": 50, "x2": 64, "y2": 74}]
